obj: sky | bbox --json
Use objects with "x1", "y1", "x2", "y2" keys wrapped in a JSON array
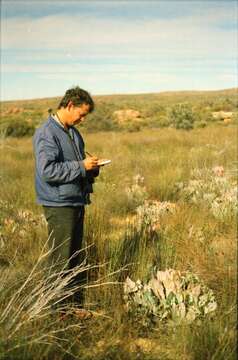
[{"x1": 1, "y1": 0, "x2": 237, "y2": 101}]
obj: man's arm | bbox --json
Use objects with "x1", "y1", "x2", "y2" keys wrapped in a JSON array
[{"x1": 34, "y1": 132, "x2": 86, "y2": 184}]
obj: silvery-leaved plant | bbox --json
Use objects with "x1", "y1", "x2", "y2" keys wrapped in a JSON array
[
  {"x1": 176, "y1": 167, "x2": 237, "y2": 220},
  {"x1": 135, "y1": 200, "x2": 176, "y2": 232},
  {"x1": 125, "y1": 174, "x2": 149, "y2": 209},
  {"x1": 124, "y1": 269, "x2": 217, "y2": 325}
]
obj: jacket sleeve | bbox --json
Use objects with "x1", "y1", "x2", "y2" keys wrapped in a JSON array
[
  {"x1": 87, "y1": 168, "x2": 100, "y2": 179},
  {"x1": 33, "y1": 130, "x2": 86, "y2": 184}
]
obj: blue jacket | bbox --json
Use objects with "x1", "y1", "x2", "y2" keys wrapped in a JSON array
[{"x1": 33, "y1": 116, "x2": 98, "y2": 207}]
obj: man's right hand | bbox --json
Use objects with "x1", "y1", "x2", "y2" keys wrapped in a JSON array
[{"x1": 83, "y1": 156, "x2": 99, "y2": 171}]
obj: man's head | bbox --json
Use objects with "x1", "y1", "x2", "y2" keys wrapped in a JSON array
[{"x1": 57, "y1": 86, "x2": 94, "y2": 127}]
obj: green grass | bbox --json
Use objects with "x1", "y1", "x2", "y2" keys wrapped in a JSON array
[{"x1": 0, "y1": 124, "x2": 237, "y2": 359}]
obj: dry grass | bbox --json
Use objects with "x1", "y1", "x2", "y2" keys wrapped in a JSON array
[{"x1": 0, "y1": 124, "x2": 237, "y2": 359}]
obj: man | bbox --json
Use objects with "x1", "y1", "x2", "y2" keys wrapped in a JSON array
[{"x1": 33, "y1": 86, "x2": 99, "y2": 317}]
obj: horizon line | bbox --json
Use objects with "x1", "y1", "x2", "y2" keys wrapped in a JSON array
[{"x1": 1, "y1": 87, "x2": 237, "y2": 103}]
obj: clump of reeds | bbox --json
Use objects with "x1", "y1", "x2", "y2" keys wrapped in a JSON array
[{"x1": 111, "y1": 201, "x2": 177, "y2": 281}]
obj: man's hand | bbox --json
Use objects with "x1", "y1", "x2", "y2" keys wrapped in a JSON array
[{"x1": 83, "y1": 156, "x2": 99, "y2": 171}]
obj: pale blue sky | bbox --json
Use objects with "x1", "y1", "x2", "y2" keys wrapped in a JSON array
[{"x1": 1, "y1": 0, "x2": 237, "y2": 100}]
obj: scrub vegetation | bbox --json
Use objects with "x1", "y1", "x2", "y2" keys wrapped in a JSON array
[
  {"x1": 0, "y1": 89, "x2": 237, "y2": 359},
  {"x1": 0, "y1": 88, "x2": 237, "y2": 135}
]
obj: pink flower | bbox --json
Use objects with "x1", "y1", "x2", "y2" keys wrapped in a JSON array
[{"x1": 212, "y1": 166, "x2": 224, "y2": 177}]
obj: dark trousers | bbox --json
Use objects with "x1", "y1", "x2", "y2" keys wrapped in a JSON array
[{"x1": 43, "y1": 206, "x2": 86, "y2": 305}]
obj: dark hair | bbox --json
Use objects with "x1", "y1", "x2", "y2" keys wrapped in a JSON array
[{"x1": 57, "y1": 86, "x2": 94, "y2": 112}]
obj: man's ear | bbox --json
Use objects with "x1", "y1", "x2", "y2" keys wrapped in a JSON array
[{"x1": 67, "y1": 101, "x2": 74, "y2": 110}]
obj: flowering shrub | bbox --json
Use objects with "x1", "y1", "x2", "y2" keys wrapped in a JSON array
[
  {"x1": 124, "y1": 269, "x2": 217, "y2": 324},
  {"x1": 176, "y1": 167, "x2": 237, "y2": 220},
  {"x1": 125, "y1": 174, "x2": 149, "y2": 209},
  {"x1": 135, "y1": 200, "x2": 176, "y2": 232}
]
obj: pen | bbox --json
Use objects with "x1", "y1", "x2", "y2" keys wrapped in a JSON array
[{"x1": 86, "y1": 151, "x2": 93, "y2": 157}]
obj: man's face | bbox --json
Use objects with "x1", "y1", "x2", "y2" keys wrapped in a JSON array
[{"x1": 67, "y1": 103, "x2": 90, "y2": 126}]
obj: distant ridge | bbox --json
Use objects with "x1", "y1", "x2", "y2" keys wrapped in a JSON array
[{"x1": 1, "y1": 88, "x2": 237, "y2": 105}]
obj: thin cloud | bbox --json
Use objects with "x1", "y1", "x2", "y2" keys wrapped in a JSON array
[
  {"x1": 1, "y1": 15, "x2": 237, "y2": 64},
  {"x1": 2, "y1": 0, "x2": 236, "y2": 21}
]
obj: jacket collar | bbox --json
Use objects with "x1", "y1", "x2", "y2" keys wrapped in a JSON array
[
  {"x1": 49, "y1": 115, "x2": 73, "y2": 133},
  {"x1": 51, "y1": 113, "x2": 65, "y2": 129}
]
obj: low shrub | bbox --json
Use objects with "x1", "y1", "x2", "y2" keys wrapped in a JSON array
[
  {"x1": 194, "y1": 120, "x2": 207, "y2": 128},
  {"x1": 124, "y1": 268, "x2": 217, "y2": 325},
  {"x1": 176, "y1": 167, "x2": 237, "y2": 220},
  {"x1": 123, "y1": 121, "x2": 142, "y2": 132},
  {"x1": 167, "y1": 103, "x2": 199, "y2": 130},
  {"x1": 0, "y1": 119, "x2": 35, "y2": 137}
]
